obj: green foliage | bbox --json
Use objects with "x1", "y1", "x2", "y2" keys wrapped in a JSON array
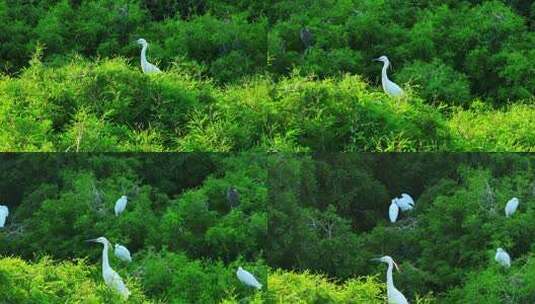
[
  {"x1": 0, "y1": 154, "x2": 268, "y2": 303},
  {"x1": 1, "y1": 54, "x2": 534, "y2": 152},
  {"x1": 1, "y1": 0, "x2": 533, "y2": 109},
  {"x1": 179, "y1": 74, "x2": 452, "y2": 152},
  {"x1": 157, "y1": 14, "x2": 267, "y2": 84},
  {"x1": 266, "y1": 0, "x2": 535, "y2": 105},
  {"x1": 397, "y1": 59, "x2": 471, "y2": 106},
  {"x1": 0, "y1": 56, "x2": 210, "y2": 151},
  {"x1": 266, "y1": 269, "x2": 384, "y2": 303},
  {"x1": 267, "y1": 154, "x2": 535, "y2": 302},
  {"x1": 134, "y1": 250, "x2": 267, "y2": 303},
  {"x1": 2, "y1": 154, "x2": 535, "y2": 302},
  {"x1": 0, "y1": 256, "x2": 151, "y2": 303},
  {"x1": 2, "y1": 163, "x2": 161, "y2": 259},
  {"x1": 450, "y1": 103, "x2": 535, "y2": 152},
  {"x1": 0, "y1": 1, "x2": 533, "y2": 153},
  {"x1": 0, "y1": 0, "x2": 267, "y2": 82},
  {"x1": 444, "y1": 254, "x2": 535, "y2": 303}
]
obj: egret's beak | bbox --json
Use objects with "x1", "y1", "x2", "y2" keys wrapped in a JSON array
[
  {"x1": 370, "y1": 258, "x2": 381, "y2": 262},
  {"x1": 393, "y1": 261, "x2": 401, "y2": 272},
  {"x1": 373, "y1": 58, "x2": 381, "y2": 62},
  {"x1": 85, "y1": 239, "x2": 97, "y2": 243}
]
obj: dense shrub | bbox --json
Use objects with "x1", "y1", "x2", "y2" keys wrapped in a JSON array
[
  {"x1": 266, "y1": 0, "x2": 535, "y2": 104},
  {"x1": 0, "y1": 256, "x2": 151, "y2": 303},
  {"x1": 267, "y1": 154, "x2": 535, "y2": 302},
  {"x1": 0, "y1": 154, "x2": 268, "y2": 303},
  {"x1": 156, "y1": 15, "x2": 267, "y2": 83},
  {"x1": 2, "y1": 155, "x2": 535, "y2": 302},
  {"x1": 0, "y1": 0, "x2": 267, "y2": 82},
  {"x1": 397, "y1": 59, "x2": 472, "y2": 106},
  {"x1": 133, "y1": 250, "x2": 267, "y2": 303},
  {"x1": 0, "y1": 255, "x2": 269, "y2": 304},
  {"x1": 179, "y1": 74, "x2": 452, "y2": 152},
  {"x1": 267, "y1": 270, "x2": 384, "y2": 303},
  {"x1": 449, "y1": 103, "x2": 535, "y2": 152},
  {"x1": 1, "y1": 56, "x2": 534, "y2": 152},
  {"x1": 0, "y1": 55, "x2": 211, "y2": 151},
  {"x1": 444, "y1": 255, "x2": 535, "y2": 303},
  {"x1": 1, "y1": 0, "x2": 533, "y2": 103}
]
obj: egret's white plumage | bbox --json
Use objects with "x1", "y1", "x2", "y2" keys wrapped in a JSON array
[
  {"x1": 87, "y1": 237, "x2": 131, "y2": 299},
  {"x1": 395, "y1": 193, "x2": 415, "y2": 212},
  {"x1": 114, "y1": 195, "x2": 128, "y2": 216},
  {"x1": 372, "y1": 256, "x2": 409, "y2": 304},
  {"x1": 505, "y1": 197, "x2": 519, "y2": 217},
  {"x1": 236, "y1": 267, "x2": 262, "y2": 289},
  {"x1": 114, "y1": 244, "x2": 132, "y2": 263},
  {"x1": 389, "y1": 200, "x2": 399, "y2": 223},
  {"x1": 0, "y1": 205, "x2": 8, "y2": 228},
  {"x1": 374, "y1": 55, "x2": 404, "y2": 97},
  {"x1": 495, "y1": 248, "x2": 511, "y2": 268},
  {"x1": 137, "y1": 38, "x2": 161, "y2": 74}
]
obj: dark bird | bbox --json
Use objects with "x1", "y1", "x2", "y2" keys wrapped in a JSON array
[
  {"x1": 299, "y1": 27, "x2": 313, "y2": 53},
  {"x1": 227, "y1": 186, "x2": 240, "y2": 208}
]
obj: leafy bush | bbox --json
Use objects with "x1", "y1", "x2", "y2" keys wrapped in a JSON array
[
  {"x1": 157, "y1": 14, "x2": 267, "y2": 83},
  {"x1": 1, "y1": 55, "x2": 535, "y2": 152},
  {"x1": 266, "y1": 0, "x2": 535, "y2": 104},
  {"x1": 0, "y1": 154, "x2": 268, "y2": 303},
  {"x1": 0, "y1": 256, "x2": 150, "y2": 303},
  {"x1": 449, "y1": 103, "x2": 535, "y2": 152},
  {"x1": 267, "y1": 154, "x2": 535, "y2": 302},
  {"x1": 134, "y1": 250, "x2": 267, "y2": 303},
  {"x1": 2, "y1": 0, "x2": 534, "y2": 104},
  {"x1": 444, "y1": 254, "x2": 535, "y2": 303},
  {"x1": 267, "y1": 269, "x2": 384, "y2": 303},
  {"x1": 397, "y1": 59, "x2": 472, "y2": 106},
  {"x1": 0, "y1": 55, "x2": 211, "y2": 151},
  {"x1": 0, "y1": 0, "x2": 267, "y2": 82},
  {"x1": 179, "y1": 74, "x2": 452, "y2": 152}
]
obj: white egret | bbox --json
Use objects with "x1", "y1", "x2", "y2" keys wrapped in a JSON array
[
  {"x1": 0, "y1": 205, "x2": 8, "y2": 228},
  {"x1": 374, "y1": 55, "x2": 404, "y2": 97},
  {"x1": 87, "y1": 237, "x2": 131, "y2": 299},
  {"x1": 395, "y1": 193, "x2": 415, "y2": 212},
  {"x1": 505, "y1": 197, "x2": 519, "y2": 217},
  {"x1": 114, "y1": 244, "x2": 132, "y2": 263},
  {"x1": 236, "y1": 266, "x2": 262, "y2": 289},
  {"x1": 137, "y1": 38, "x2": 161, "y2": 74},
  {"x1": 114, "y1": 195, "x2": 128, "y2": 216},
  {"x1": 371, "y1": 256, "x2": 409, "y2": 304},
  {"x1": 495, "y1": 248, "x2": 511, "y2": 268},
  {"x1": 389, "y1": 200, "x2": 399, "y2": 223}
]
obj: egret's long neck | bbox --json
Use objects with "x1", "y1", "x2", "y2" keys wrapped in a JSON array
[
  {"x1": 381, "y1": 61, "x2": 390, "y2": 84},
  {"x1": 101, "y1": 242, "x2": 110, "y2": 273},
  {"x1": 140, "y1": 44, "x2": 148, "y2": 65},
  {"x1": 386, "y1": 261, "x2": 395, "y2": 291}
]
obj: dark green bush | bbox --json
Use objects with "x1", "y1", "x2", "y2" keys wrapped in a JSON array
[
  {"x1": 397, "y1": 59, "x2": 472, "y2": 106},
  {"x1": 136, "y1": 250, "x2": 267, "y2": 303},
  {"x1": 1, "y1": 0, "x2": 533, "y2": 103},
  {"x1": 267, "y1": 154, "x2": 535, "y2": 302},
  {"x1": 444, "y1": 255, "x2": 535, "y2": 303},
  {"x1": 0, "y1": 154, "x2": 268, "y2": 303}
]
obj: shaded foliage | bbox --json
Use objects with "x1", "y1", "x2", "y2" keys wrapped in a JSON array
[
  {"x1": 268, "y1": 154, "x2": 535, "y2": 302},
  {"x1": 0, "y1": 153, "x2": 268, "y2": 303}
]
